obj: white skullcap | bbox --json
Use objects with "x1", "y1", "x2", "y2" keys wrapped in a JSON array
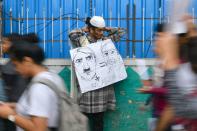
[
  {"x1": 90, "y1": 16, "x2": 105, "y2": 28},
  {"x1": 170, "y1": 21, "x2": 188, "y2": 34}
]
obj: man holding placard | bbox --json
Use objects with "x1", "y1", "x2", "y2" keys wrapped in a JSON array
[{"x1": 69, "y1": 16, "x2": 126, "y2": 131}]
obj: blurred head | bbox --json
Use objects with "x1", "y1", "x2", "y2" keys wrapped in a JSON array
[
  {"x1": 9, "y1": 41, "x2": 44, "y2": 77},
  {"x1": 85, "y1": 16, "x2": 105, "y2": 40},
  {"x1": 73, "y1": 47, "x2": 96, "y2": 80},
  {"x1": 154, "y1": 23, "x2": 166, "y2": 56},
  {"x1": 2, "y1": 33, "x2": 21, "y2": 53},
  {"x1": 154, "y1": 23, "x2": 190, "y2": 62}
]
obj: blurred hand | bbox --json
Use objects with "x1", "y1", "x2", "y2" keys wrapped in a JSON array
[
  {"x1": 3, "y1": 102, "x2": 16, "y2": 109},
  {"x1": 139, "y1": 104, "x2": 149, "y2": 111},
  {"x1": 137, "y1": 86, "x2": 152, "y2": 93},
  {"x1": 0, "y1": 104, "x2": 16, "y2": 119}
]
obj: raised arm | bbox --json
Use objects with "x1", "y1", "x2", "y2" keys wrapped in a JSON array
[{"x1": 105, "y1": 27, "x2": 126, "y2": 42}]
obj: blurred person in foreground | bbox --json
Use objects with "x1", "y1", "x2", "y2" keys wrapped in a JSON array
[
  {"x1": 69, "y1": 16, "x2": 125, "y2": 131},
  {"x1": 138, "y1": 23, "x2": 169, "y2": 131},
  {"x1": 0, "y1": 33, "x2": 39, "y2": 131},
  {"x1": 0, "y1": 40, "x2": 66, "y2": 131},
  {"x1": 155, "y1": 26, "x2": 197, "y2": 131}
]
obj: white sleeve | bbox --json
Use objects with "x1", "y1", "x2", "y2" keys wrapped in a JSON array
[{"x1": 27, "y1": 83, "x2": 57, "y2": 118}]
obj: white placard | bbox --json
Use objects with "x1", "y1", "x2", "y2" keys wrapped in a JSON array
[{"x1": 70, "y1": 39, "x2": 127, "y2": 93}]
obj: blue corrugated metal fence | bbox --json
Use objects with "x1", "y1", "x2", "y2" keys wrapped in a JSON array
[{"x1": 2, "y1": 0, "x2": 197, "y2": 58}]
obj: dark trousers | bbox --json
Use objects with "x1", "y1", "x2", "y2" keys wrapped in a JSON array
[
  {"x1": 85, "y1": 112, "x2": 104, "y2": 131},
  {"x1": 3, "y1": 119, "x2": 16, "y2": 131}
]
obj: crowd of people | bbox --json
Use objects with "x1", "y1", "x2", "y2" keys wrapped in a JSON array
[{"x1": 0, "y1": 14, "x2": 196, "y2": 131}]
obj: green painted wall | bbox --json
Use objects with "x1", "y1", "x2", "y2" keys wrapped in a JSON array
[{"x1": 59, "y1": 66, "x2": 152, "y2": 131}]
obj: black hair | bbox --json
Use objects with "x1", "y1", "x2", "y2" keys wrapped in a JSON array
[
  {"x1": 85, "y1": 17, "x2": 91, "y2": 26},
  {"x1": 9, "y1": 41, "x2": 45, "y2": 65},
  {"x1": 21, "y1": 33, "x2": 40, "y2": 43},
  {"x1": 85, "y1": 17, "x2": 96, "y2": 28},
  {"x1": 177, "y1": 32, "x2": 189, "y2": 62},
  {"x1": 178, "y1": 33, "x2": 188, "y2": 38},
  {"x1": 3, "y1": 33, "x2": 40, "y2": 43},
  {"x1": 187, "y1": 37, "x2": 197, "y2": 73},
  {"x1": 155, "y1": 23, "x2": 166, "y2": 33},
  {"x1": 3, "y1": 33, "x2": 21, "y2": 41}
]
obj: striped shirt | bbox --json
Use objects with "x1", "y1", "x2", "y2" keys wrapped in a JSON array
[{"x1": 164, "y1": 63, "x2": 197, "y2": 118}]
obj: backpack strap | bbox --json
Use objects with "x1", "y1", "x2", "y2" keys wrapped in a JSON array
[
  {"x1": 30, "y1": 78, "x2": 70, "y2": 131},
  {"x1": 32, "y1": 78, "x2": 67, "y2": 97},
  {"x1": 31, "y1": 77, "x2": 75, "y2": 106}
]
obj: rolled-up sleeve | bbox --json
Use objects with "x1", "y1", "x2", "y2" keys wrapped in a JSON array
[
  {"x1": 107, "y1": 28, "x2": 125, "y2": 42},
  {"x1": 69, "y1": 29, "x2": 83, "y2": 48}
]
